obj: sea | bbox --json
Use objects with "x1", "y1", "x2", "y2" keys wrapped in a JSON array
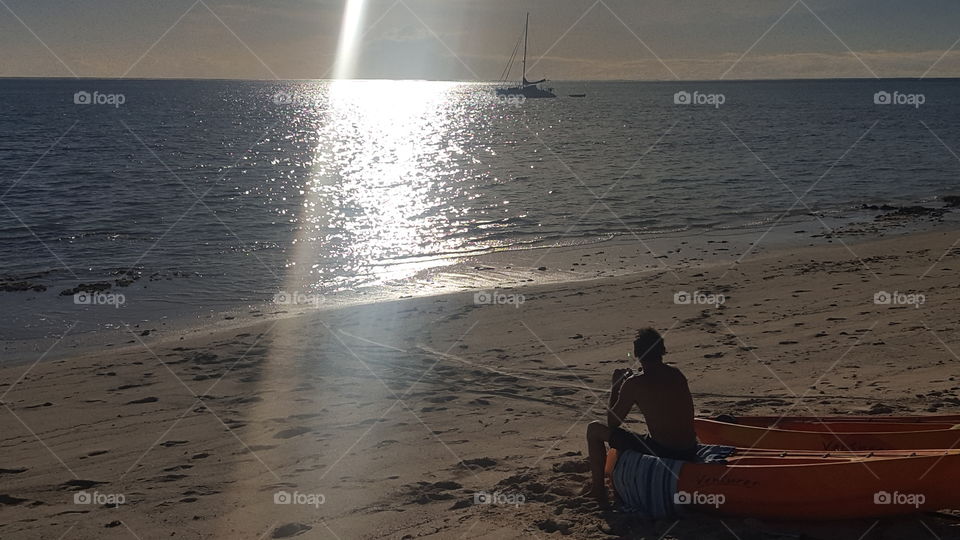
[{"x1": 1, "y1": 78, "x2": 959, "y2": 352}]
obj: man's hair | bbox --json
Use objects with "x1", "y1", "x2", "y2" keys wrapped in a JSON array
[{"x1": 633, "y1": 327, "x2": 665, "y2": 362}]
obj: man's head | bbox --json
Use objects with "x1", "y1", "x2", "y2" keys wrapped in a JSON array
[{"x1": 633, "y1": 327, "x2": 665, "y2": 363}]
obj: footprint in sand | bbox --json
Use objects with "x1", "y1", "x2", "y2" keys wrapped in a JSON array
[
  {"x1": 60, "y1": 479, "x2": 106, "y2": 491},
  {"x1": 154, "y1": 474, "x2": 188, "y2": 482},
  {"x1": 0, "y1": 494, "x2": 30, "y2": 506},
  {"x1": 126, "y1": 396, "x2": 159, "y2": 404},
  {"x1": 403, "y1": 481, "x2": 463, "y2": 505},
  {"x1": 552, "y1": 460, "x2": 589, "y2": 473},
  {"x1": 111, "y1": 383, "x2": 152, "y2": 391},
  {"x1": 274, "y1": 427, "x2": 311, "y2": 439},
  {"x1": 272, "y1": 523, "x2": 312, "y2": 538},
  {"x1": 424, "y1": 395, "x2": 458, "y2": 403},
  {"x1": 459, "y1": 457, "x2": 497, "y2": 470},
  {"x1": 159, "y1": 440, "x2": 189, "y2": 448},
  {"x1": 24, "y1": 402, "x2": 53, "y2": 409},
  {"x1": 421, "y1": 406, "x2": 447, "y2": 412}
]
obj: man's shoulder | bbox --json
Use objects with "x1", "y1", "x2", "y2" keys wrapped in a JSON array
[
  {"x1": 633, "y1": 364, "x2": 688, "y2": 382},
  {"x1": 664, "y1": 363, "x2": 687, "y2": 377},
  {"x1": 623, "y1": 373, "x2": 650, "y2": 390}
]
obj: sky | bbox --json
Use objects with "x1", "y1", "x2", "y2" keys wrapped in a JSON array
[{"x1": 2, "y1": 0, "x2": 960, "y2": 81}]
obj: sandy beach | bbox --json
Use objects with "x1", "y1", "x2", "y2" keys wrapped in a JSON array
[{"x1": 2, "y1": 225, "x2": 959, "y2": 539}]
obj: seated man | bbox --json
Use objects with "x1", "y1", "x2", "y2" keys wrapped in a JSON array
[{"x1": 585, "y1": 327, "x2": 698, "y2": 502}]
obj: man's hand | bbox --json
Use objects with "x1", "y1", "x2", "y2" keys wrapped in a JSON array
[{"x1": 612, "y1": 368, "x2": 633, "y2": 389}]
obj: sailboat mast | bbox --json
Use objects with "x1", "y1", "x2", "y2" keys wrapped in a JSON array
[{"x1": 522, "y1": 12, "x2": 529, "y2": 85}]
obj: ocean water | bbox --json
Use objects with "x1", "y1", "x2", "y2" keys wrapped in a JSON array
[{"x1": 1, "y1": 78, "x2": 959, "y2": 342}]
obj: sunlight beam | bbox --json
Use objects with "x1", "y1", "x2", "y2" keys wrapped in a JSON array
[{"x1": 332, "y1": 0, "x2": 368, "y2": 80}]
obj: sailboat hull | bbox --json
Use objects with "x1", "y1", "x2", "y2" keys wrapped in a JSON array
[{"x1": 495, "y1": 85, "x2": 556, "y2": 99}]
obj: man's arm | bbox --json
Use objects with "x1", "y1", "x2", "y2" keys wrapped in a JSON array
[{"x1": 607, "y1": 378, "x2": 636, "y2": 429}]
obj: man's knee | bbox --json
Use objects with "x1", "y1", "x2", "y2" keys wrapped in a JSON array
[{"x1": 587, "y1": 421, "x2": 609, "y2": 440}]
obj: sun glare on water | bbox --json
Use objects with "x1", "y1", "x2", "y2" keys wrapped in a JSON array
[
  {"x1": 277, "y1": 0, "x2": 477, "y2": 302},
  {"x1": 286, "y1": 79, "x2": 468, "y2": 298}
]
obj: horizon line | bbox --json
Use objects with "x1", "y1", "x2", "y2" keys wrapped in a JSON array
[{"x1": 2, "y1": 75, "x2": 960, "y2": 83}]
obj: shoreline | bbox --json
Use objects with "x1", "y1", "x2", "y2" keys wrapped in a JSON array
[{"x1": 3, "y1": 207, "x2": 957, "y2": 366}]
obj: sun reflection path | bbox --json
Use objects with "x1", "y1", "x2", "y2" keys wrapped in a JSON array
[{"x1": 286, "y1": 80, "x2": 470, "y2": 297}]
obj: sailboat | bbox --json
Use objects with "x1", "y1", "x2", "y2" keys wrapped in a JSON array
[{"x1": 496, "y1": 13, "x2": 556, "y2": 99}]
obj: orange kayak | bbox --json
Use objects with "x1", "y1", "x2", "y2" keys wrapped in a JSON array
[
  {"x1": 605, "y1": 448, "x2": 960, "y2": 519},
  {"x1": 695, "y1": 417, "x2": 960, "y2": 450}
]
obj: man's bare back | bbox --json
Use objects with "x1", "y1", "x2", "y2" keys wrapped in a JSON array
[{"x1": 619, "y1": 363, "x2": 697, "y2": 451}]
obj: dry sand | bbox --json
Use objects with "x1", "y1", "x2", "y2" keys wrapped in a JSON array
[{"x1": 2, "y1": 228, "x2": 960, "y2": 539}]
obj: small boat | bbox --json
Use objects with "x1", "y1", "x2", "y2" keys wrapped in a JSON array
[
  {"x1": 605, "y1": 448, "x2": 960, "y2": 519},
  {"x1": 695, "y1": 416, "x2": 960, "y2": 451},
  {"x1": 568, "y1": 93, "x2": 586, "y2": 98},
  {"x1": 495, "y1": 13, "x2": 556, "y2": 99}
]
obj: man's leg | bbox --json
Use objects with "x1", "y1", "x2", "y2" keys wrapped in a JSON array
[{"x1": 586, "y1": 421, "x2": 610, "y2": 501}]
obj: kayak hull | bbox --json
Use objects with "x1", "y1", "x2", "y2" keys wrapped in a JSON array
[
  {"x1": 606, "y1": 449, "x2": 960, "y2": 519},
  {"x1": 681, "y1": 454, "x2": 959, "y2": 519}
]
